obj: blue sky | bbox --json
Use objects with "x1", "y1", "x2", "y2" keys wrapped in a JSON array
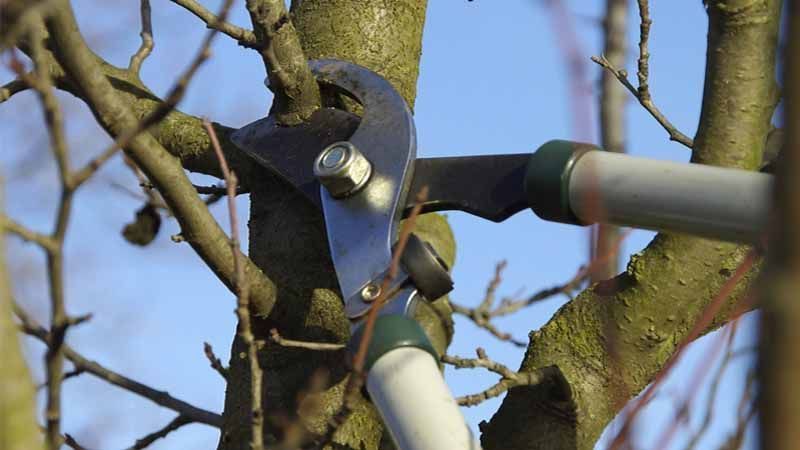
[{"x1": 1, "y1": 1, "x2": 764, "y2": 449}]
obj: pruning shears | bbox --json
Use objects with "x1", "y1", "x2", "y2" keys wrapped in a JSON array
[{"x1": 231, "y1": 60, "x2": 773, "y2": 450}]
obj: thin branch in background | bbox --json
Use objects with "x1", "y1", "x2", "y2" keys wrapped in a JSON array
[
  {"x1": 37, "y1": 367, "x2": 85, "y2": 391},
  {"x1": 129, "y1": 415, "x2": 192, "y2": 450},
  {"x1": 204, "y1": 119, "x2": 263, "y2": 450},
  {"x1": 608, "y1": 249, "x2": 758, "y2": 450},
  {"x1": 17, "y1": 24, "x2": 77, "y2": 449},
  {"x1": 310, "y1": 187, "x2": 430, "y2": 449},
  {"x1": 70, "y1": 0, "x2": 238, "y2": 188},
  {"x1": 443, "y1": 348, "x2": 559, "y2": 407},
  {"x1": 203, "y1": 342, "x2": 229, "y2": 380},
  {"x1": 269, "y1": 328, "x2": 346, "y2": 351},
  {"x1": 0, "y1": 214, "x2": 57, "y2": 251},
  {"x1": 593, "y1": 0, "x2": 629, "y2": 282},
  {"x1": 682, "y1": 333, "x2": 755, "y2": 450},
  {"x1": 170, "y1": 0, "x2": 258, "y2": 48},
  {"x1": 128, "y1": 0, "x2": 154, "y2": 74},
  {"x1": 13, "y1": 302, "x2": 223, "y2": 428},
  {"x1": 451, "y1": 230, "x2": 630, "y2": 346},
  {"x1": 590, "y1": 0, "x2": 694, "y2": 149},
  {"x1": 0, "y1": 76, "x2": 30, "y2": 103}
]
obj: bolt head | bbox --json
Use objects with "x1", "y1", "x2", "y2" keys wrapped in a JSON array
[
  {"x1": 313, "y1": 141, "x2": 372, "y2": 198},
  {"x1": 360, "y1": 283, "x2": 381, "y2": 302}
]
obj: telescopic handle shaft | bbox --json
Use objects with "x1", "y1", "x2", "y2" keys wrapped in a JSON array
[{"x1": 525, "y1": 140, "x2": 772, "y2": 243}]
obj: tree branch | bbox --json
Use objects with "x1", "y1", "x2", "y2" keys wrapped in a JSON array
[
  {"x1": 128, "y1": 0, "x2": 153, "y2": 74},
  {"x1": 245, "y1": 0, "x2": 321, "y2": 125},
  {"x1": 170, "y1": 0, "x2": 257, "y2": 48},
  {"x1": 204, "y1": 119, "x2": 264, "y2": 450},
  {"x1": 44, "y1": 1, "x2": 277, "y2": 318},
  {"x1": 14, "y1": 303, "x2": 223, "y2": 428},
  {"x1": 443, "y1": 349, "x2": 560, "y2": 407},
  {"x1": 0, "y1": 77, "x2": 30, "y2": 103}
]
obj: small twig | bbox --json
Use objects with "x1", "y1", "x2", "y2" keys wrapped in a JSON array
[
  {"x1": 37, "y1": 367, "x2": 85, "y2": 391},
  {"x1": 63, "y1": 434, "x2": 88, "y2": 450},
  {"x1": 591, "y1": 55, "x2": 693, "y2": 149},
  {"x1": 269, "y1": 328, "x2": 346, "y2": 351},
  {"x1": 129, "y1": 415, "x2": 192, "y2": 449},
  {"x1": 14, "y1": 302, "x2": 222, "y2": 428},
  {"x1": 590, "y1": 0, "x2": 693, "y2": 149},
  {"x1": 0, "y1": 77, "x2": 30, "y2": 103},
  {"x1": 70, "y1": 0, "x2": 237, "y2": 188},
  {"x1": 203, "y1": 342, "x2": 229, "y2": 380},
  {"x1": 0, "y1": 214, "x2": 58, "y2": 251},
  {"x1": 443, "y1": 348, "x2": 558, "y2": 407},
  {"x1": 204, "y1": 119, "x2": 263, "y2": 450},
  {"x1": 170, "y1": 0, "x2": 258, "y2": 48},
  {"x1": 193, "y1": 183, "x2": 247, "y2": 195},
  {"x1": 129, "y1": 0, "x2": 154, "y2": 73}
]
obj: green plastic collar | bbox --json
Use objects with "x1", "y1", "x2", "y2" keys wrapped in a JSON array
[
  {"x1": 349, "y1": 315, "x2": 438, "y2": 371},
  {"x1": 524, "y1": 140, "x2": 599, "y2": 225}
]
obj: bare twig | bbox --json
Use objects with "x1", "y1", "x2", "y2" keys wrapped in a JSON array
[
  {"x1": 128, "y1": 0, "x2": 154, "y2": 73},
  {"x1": 682, "y1": 333, "x2": 754, "y2": 450},
  {"x1": 170, "y1": 0, "x2": 258, "y2": 48},
  {"x1": 204, "y1": 119, "x2": 263, "y2": 450},
  {"x1": 0, "y1": 76, "x2": 30, "y2": 103},
  {"x1": 129, "y1": 415, "x2": 192, "y2": 449},
  {"x1": 590, "y1": 55, "x2": 693, "y2": 149},
  {"x1": 443, "y1": 348, "x2": 558, "y2": 407},
  {"x1": 70, "y1": 0, "x2": 237, "y2": 188},
  {"x1": 0, "y1": 214, "x2": 57, "y2": 251},
  {"x1": 203, "y1": 342, "x2": 229, "y2": 380},
  {"x1": 590, "y1": 0, "x2": 694, "y2": 149},
  {"x1": 14, "y1": 303, "x2": 223, "y2": 428},
  {"x1": 269, "y1": 328, "x2": 346, "y2": 351}
]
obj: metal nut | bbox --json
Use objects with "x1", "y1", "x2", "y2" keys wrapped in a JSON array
[{"x1": 313, "y1": 141, "x2": 372, "y2": 198}]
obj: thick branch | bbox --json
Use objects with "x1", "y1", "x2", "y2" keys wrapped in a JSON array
[
  {"x1": 482, "y1": 2, "x2": 780, "y2": 449},
  {"x1": 245, "y1": 0, "x2": 321, "y2": 125},
  {"x1": 43, "y1": 1, "x2": 277, "y2": 318}
]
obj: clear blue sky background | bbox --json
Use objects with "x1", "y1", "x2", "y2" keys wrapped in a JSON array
[{"x1": 1, "y1": 1, "x2": 764, "y2": 449}]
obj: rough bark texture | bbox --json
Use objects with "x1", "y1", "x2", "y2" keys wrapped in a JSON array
[
  {"x1": 759, "y1": 2, "x2": 800, "y2": 448},
  {"x1": 0, "y1": 179, "x2": 43, "y2": 450},
  {"x1": 481, "y1": 2, "x2": 780, "y2": 449},
  {"x1": 218, "y1": 2, "x2": 446, "y2": 449}
]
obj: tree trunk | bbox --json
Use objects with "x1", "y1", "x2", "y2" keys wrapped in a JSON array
[{"x1": 217, "y1": 2, "x2": 457, "y2": 449}]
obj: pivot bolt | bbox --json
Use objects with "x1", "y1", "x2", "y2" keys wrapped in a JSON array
[
  {"x1": 313, "y1": 141, "x2": 372, "y2": 198},
  {"x1": 360, "y1": 283, "x2": 382, "y2": 302}
]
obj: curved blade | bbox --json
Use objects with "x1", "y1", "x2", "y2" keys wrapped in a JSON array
[{"x1": 310, "y1": 59, "x2": 417, "y2": 308}]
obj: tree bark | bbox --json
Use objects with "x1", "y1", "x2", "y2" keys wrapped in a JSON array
[
  {"x1": 481, "y1": 2, "x2": 780, "y2": 449},
  {"x1": 217, "y1": 2, "x2": 453, "y2": 449}
]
